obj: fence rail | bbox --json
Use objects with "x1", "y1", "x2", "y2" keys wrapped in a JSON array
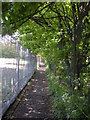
[{"x1": 0, "y1": 36, "x2": 37, "y2": 118}]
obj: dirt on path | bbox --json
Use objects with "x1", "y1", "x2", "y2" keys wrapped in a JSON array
[{"x1": 2, "y1": 62, "x2": 55, "y2": 119}]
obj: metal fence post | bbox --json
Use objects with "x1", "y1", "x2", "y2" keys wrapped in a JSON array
[
  {"x1": 17, "y1": 41, "x2": 20, "y2": 91},
  {"x1": 0, "y1": 2, "x2": 2, "y2": 118},
  {"x1": 0, "y1": 40, "x2": 2, "y2": 119}
]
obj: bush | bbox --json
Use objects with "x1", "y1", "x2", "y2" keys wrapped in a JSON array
[{"x1": 46, "y1": 68, "x2": 89, "y2": 120}]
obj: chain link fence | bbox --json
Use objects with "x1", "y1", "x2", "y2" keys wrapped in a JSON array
[{"x1": 0, "y1": 35, "x2": 37, "y2": 117}]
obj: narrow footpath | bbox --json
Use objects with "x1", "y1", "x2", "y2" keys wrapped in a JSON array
[{"x1": 3, "y1": 62, "x2": 55, "y2": 119}]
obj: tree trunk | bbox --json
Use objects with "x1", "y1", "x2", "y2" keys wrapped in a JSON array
[
  {"x1": 72, "y1": 3, "x2": 77, "y2": 91},
  {"x1": 73, "y1": 26, "x2": 76, "y2": 90}
]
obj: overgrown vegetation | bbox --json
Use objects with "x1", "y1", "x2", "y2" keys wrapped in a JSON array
[
  {"x1": 46, "y1": 66, "x2": 89, "y2": 119},
  {"x1": 2, "y1": 2, "x2": 90, "y2": 119}
]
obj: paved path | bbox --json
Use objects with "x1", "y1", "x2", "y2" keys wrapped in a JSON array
[{"x1": 2, "y1": 62, "x2": 55, "y2": 119}]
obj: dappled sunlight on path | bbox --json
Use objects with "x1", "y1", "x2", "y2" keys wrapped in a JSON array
[{"x1": 3, "y1": 61, "x2": 55, "y2": 119}]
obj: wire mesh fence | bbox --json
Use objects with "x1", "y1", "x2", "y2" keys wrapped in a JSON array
[{"x1": 0, "y1": 35, "x2": 37, "y2": 117}]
